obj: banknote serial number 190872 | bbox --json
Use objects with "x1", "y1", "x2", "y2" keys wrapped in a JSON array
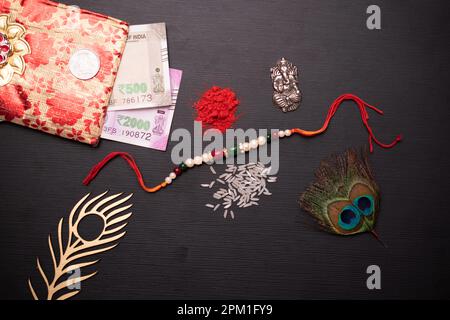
[{"x1": 103, "y1": 126, "x2": 152, "y2": 141}]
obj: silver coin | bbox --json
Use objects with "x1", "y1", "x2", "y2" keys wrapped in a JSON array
[{"x1": 69, "y1": 49, "x2": 100, "y2": 80}]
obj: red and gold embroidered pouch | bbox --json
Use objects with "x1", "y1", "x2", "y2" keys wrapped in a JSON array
[{"x1": 0, "y1": 0, "x2": 129, "y2": 145}]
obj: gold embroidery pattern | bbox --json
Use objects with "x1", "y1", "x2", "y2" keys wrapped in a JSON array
[{"x1": 0, "y1": 14, "x2": 30, "y2": 86}]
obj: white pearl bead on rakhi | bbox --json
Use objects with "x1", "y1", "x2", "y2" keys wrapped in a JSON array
[
  {"x1": 165, "y1": 177, "x2": 172, "y2": 184},
  {"x1": 194, "y1": 156, "x2": 203, "y2": 165},
  {"x1": 249, "y1": 139, "x2": 259, "y2": 149},
  {"x1": 278, "y1": 130, "x2": 285, "y2": 138},
  {"x1": 169, "y1": 172, "x2": 176, "y2": 179},
  {"x1": 285, "y1": 129, "x2": 292, "y2": 136},
  {"x1": 185, "y1": 158, "x2": 194, "y2": 168},
  {"x1": 258, "y1": 136, "x2": 267, "y2": 146},
  {"x1": 243, "y1": 142, "x2": 250, "y2": 152},
  {"x1": 202, "y1": 153, "x2": 211, "y2": 163}
]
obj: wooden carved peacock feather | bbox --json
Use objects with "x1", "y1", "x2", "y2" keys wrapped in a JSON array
[{"x1": 28, "y1": 192, "x2": 133, "y2": 300}]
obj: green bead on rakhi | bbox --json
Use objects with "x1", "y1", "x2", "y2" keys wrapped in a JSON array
[
  {"x1": 228, "y1": 146, "x2": 238, "y2": 156},
  {"x1": 179, "y1": 163, "x2": 188, "y2": 172}
]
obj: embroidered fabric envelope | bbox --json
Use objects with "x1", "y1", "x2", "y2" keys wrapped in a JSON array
[{"x1": 0, "y1": 0, "x2": 129, "y2": 145}]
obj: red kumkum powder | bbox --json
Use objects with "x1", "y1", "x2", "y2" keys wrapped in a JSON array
[{"x1": 194, "y1": 86, "x2": 240, "y2": 133}]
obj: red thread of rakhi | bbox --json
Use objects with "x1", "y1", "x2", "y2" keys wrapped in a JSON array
[
  {"x1": 83, "y1": 93, "x2": 403, "y2": 193},
  {"x1": 194, "y1": 86, "x2": 240, "y2": 132}
]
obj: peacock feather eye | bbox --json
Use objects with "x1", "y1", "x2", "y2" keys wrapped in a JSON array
[
  {"x1": 300, "y1": 148, "x2": 380, "y2": 236},
  {"x1": 354, "y1": 195, "x2": 374, "y2": 216},
  {"x1": 338, "y1": 205, "x2": 361, "y2": 230}
]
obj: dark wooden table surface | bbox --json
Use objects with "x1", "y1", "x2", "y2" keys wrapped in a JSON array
[{"x1": 0, "y1": 0, "x2": 449, "y2": 299}]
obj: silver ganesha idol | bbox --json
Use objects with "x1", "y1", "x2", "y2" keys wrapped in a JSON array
[{"x1": 270, "y1": 57, "x2": 302, "y2": 112}]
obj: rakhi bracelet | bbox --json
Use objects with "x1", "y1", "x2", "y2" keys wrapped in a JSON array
[
  {"x1": 82, "y1": 130, "x2": 286, "y2": 192},
  {"x1": 168, "y1": 130, "x2": 279, "y2": 181},
  {"x1": 83, "y1": 93, "x2": 402, "y2": 193}
]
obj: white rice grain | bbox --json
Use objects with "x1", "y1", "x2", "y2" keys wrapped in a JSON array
[{"x1": 202, "y1": 161, "x2": 278, "y2": 219}]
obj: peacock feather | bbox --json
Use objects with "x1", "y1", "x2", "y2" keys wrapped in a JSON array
[
  {"x1": 28, "y1": 191, "x2": 133, "y2": 300},
  {"x1": 300, "y1": 148, "x2": 380, "y2": 236}
]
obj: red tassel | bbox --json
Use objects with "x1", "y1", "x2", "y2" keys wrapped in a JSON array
[
  {"x1": 291, "y1": 93, "x2": 402, "y2": 152},
  {"x1": 83, "y1": 152, "x2": 165, "y2": 192}
]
